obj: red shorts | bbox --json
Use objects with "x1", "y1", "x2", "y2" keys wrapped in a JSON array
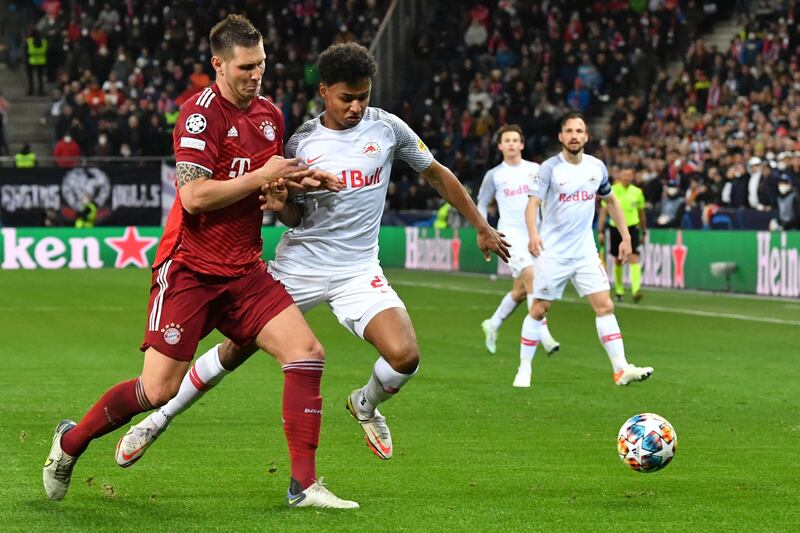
[{"x1": 140, "y1": 259, "x2": 294, "y2": 361}]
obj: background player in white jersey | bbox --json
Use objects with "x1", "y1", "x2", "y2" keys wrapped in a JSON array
[
  {"x1": 477, "y1": 125, "x2": 560, "y2": 359},
  {"x1": 116, "y1": 42, "x2": 510, "y2": 465},
  {"x1": 516, "y1": 111, "x2": 653, "y2": 388}
]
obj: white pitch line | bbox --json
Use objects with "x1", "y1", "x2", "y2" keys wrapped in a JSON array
[
  {"x1": 392, "y1": 280, "x2": 800, "y2": 327},
  {"x1": 0, "y1": 306, "x2": 127, "y2": 312}
]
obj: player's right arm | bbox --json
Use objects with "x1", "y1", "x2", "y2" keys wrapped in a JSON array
[
  {"x1": 526, "y1": 196, "x2": 544, "y2": 256},
  {"x1": 526, "y1": 161, "x2": 551, "y2": 256},
  {"x1": 597, "y1": 204, "x2": 609, "y2": 245},
  {"x1": 178, "y1": 157, "x2": 311, "y2": 215},
  {"x1": 476, "y1": 168, "x2": 497, "y2": 219}
]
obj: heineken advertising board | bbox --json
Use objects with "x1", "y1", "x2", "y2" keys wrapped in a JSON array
[{"x1": 2, "y1": 227, "x2": 798, "y2": 298}]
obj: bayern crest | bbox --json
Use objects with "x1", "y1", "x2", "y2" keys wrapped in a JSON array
[
  {"x1": 161, "y1": 323, "x2": 184, "y2": 345},
  {"x1": 260, "y1": 120, "x2": 276, "y2": 141}
]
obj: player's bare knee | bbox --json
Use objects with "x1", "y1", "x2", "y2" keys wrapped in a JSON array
[
  {"x1": 307, "y1": 338, "x2": 325, "y2": 361},
  {"x1": 530, "y1": 300, "x2": 549, "y2": 320},
  {"x1": 594, "y1": 300, "x2": 615, "y2": 316},
  {"x1": 219, "y1": 340, "x2": 256, "y2": 371},
  {"x1": 511, "y1": 286, "x2": 527, "y2": 302},
  {"x1": 142, "y1": 380, "x2": 180, "y2": 408},
  {"x1": 385, "y1": 341, "x2": 419, "y2": 374}
]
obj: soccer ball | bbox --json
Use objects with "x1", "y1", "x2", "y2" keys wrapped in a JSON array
[{"x1": 617, "y1": 413, "x2": 677, "y2": 473}]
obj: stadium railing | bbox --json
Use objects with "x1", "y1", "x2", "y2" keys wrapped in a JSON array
[{"x1": 369, "y1": 0, "x2": 424, "y2": 108}]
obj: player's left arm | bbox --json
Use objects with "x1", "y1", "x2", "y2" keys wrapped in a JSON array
[
  {"x1": 603, "y1": 193, "x2": 631, "y2": 262},
  {"x1": 637, "y1": 189, "x2": 648, "y2": 235},
  {"x1": 422, "y1": 160, "x2": 510, "y2": 262}
]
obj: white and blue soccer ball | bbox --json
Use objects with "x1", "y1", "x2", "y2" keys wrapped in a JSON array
[{"x1": 617, "y1": 413, "x2": 677, "y2": 473}]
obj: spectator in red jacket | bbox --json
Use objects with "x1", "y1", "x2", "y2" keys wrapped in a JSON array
[{"x1": 53, "y1": 133, "x2": 81, "y2": 168}]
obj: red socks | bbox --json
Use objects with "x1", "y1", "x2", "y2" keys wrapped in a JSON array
[
  {"x1": 61, "y1": 378, "x2": 153, "y2": 457},
  {"x1": 282, "y1": 360, "x2": 324, "y2": 489}
]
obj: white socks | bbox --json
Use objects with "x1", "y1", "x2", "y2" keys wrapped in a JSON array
[
  {"x1": 489, "y1": 292, "x2": 519, "y2": 329},
  {"x1": 356, "y1": 357, "x2": 417, "y2": 416},
  {"x1": 596, "y1": 315, "x2": 628, "y2": 372},
  {"x1": 151, "y1": 343, "x2": 229, "y2": 430},
  {"x1": 519, "y1": 315, "x2": 541, "y2": 370}
]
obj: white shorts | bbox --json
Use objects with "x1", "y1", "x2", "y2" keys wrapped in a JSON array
[
  {"x1": 507, "y1": 237, "x2": 534, "y2": 278},
  {"x1": 532, "y1": 254, "x2": 610, "y2": 300},
  {"x1": 268, "y1": 262, "x2": 405, "y2": 338}
]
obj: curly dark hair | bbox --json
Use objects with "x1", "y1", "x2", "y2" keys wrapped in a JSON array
[
  {"x1": 210, "y1": 14, "x2": 262, "y2": 58},
  {"x1": 318, "y1": 42, "x2": 378, "y2": 86}
]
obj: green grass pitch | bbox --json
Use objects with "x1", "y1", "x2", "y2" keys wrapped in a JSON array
[{"x1": 2, "y1": 267, "x2": 799, "y2": 531}]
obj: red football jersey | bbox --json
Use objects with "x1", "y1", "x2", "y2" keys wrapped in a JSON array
[{"x1": 155, "y1": 83, "x2": 284, "y2": 276}]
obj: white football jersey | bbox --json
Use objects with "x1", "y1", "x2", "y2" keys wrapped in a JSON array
[
  {"x1": 274, "y1": 108, "x2": 434, "y2": 272},
  {"x1": 529, "y1": 152, "x2": 611, "y2": 259},
  {"x1": 477, "y1": 159, "x2": 539, "y2": 243}
]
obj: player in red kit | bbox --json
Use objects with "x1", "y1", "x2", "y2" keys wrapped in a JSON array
[{"x1": 42, "y1": 15, "x2": 358, "y2": 509}]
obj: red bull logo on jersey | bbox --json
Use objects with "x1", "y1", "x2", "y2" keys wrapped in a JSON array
[
  {"x1": 340, "y1": 166, "x2": 383, "y2": 189},
  {"x1": 361, "y1": 141, "x2": 382, "y2": 158},
  {"x1": 559, "y1": 190, "x2": 595, "y2": 202},
  {"x1": 503, "y1": 184, "x2": 531, "y2": 197}
]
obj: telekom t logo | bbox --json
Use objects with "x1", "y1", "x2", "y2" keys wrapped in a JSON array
[{"x1": 229, "y1": 157, "x2": 251, "y2": 178}]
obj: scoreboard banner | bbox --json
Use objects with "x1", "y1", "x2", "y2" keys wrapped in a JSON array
[
  {"x1": 0, "y1": 166, "x2": 161, "y2": 227},
  {"x1": 1, "y1": 226, "x2": 798, "y2": 298}
]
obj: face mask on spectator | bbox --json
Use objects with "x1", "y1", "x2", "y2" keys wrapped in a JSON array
[
  {"x1": 778, "y1": 183, "x2": 792, "y2": 195},
  {"x1": 666, "y1": 186, "x2": 680, "y2": 197}
]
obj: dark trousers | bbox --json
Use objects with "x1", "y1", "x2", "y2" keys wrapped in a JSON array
[{"x1": 27, "y1": 64, "x2": 46, "y2": 95}]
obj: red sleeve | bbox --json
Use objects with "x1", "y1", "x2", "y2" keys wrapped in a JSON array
[{"x1": 172, "y1": 94, "x2": 225, "y2": 173}]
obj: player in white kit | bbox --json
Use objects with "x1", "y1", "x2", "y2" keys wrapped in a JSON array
[
  {"x1": 514, "y1": 112, "x2": 653, "y2": 388},
  {"x1": 477, "y1": 125, "x2": 560, "y2": 359},
  {"x1": 115, "y1": 42, "x2": 510, "y2": 467}
]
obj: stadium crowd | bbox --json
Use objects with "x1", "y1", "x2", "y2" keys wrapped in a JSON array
[
  {"x1": 598, "y1": 1, "x2": 800, "y2": 230},
  {"x1": 7, "y1": 0, "x2": 798, "y2": 229},
  {"x1": 387, "y1": 0, "x2": 719, "y2": 211},
  {"x1": 24, "y1": 0, "x2": 388, "y2": 162}
]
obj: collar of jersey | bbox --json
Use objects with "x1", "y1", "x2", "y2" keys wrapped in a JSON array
[{"x1": 316, "y1": 112, "x2": 365, "y2": 135}]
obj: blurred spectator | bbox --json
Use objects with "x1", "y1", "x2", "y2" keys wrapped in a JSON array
[
  {"x1": 26, "y1": 29, "x2": 47, "y2": 96},
  {"x1": 655, "y1": 183, "x2": 685, "y2": 228},
  {"x1": 53, "y1": 134, "x2": 81, "y2": 167},
  {"x1": 0, "y1": 89, "x2": 9, "y2": 155},
  {"x1": 2, "y1": 2, "x2": 25, "y2": 70},
  {"x1": 772, "y1": 174, "x2": 800, "y2": 230},
  {"x1": 15, "y1": 143, "x2": 36, "y2": 167}
]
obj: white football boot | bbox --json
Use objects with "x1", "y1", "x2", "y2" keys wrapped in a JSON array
[
  {"x1": 115, "y1": 415, "x2": 165, "y2": 467},
  {"x1": 540, "y1": 331, "x2": 561, "y2": 355},
  {"x1": 614, "y1": 364, "x2": 654, "y2": 386},
  {"x1": 43, "y1": 419, "x2": 77, "y2": 500},
  {"x1": 481, "y1": 319, "x2": 498, "y2": 354},
  {"x1": 346, "y1": 390, "x2": 392, "y2": 460},
  {"x1": 512, "y1": 366, "x2": 532, "y2": 388},
  {"x1": 287, "y1": 478, "x2": 359, "y2": 509}
]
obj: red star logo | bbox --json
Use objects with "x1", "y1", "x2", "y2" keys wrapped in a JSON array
[
  {"x1": 104, "y1": 226, "x2": 158, "y2": 268},
  {"x1": 672, "y1": 230, "x2": 688, "y2": 288}
]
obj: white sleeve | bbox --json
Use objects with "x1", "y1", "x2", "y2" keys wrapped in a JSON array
[
  {"x1": 531, "y1": 160, "x2": 552, "y2": 200},
  {"x1": 377, "y1": 109, "x2": 434, "y2": 172},
  {"x1": 476, "y1": 168, "x2": 497, "y2": 218}
]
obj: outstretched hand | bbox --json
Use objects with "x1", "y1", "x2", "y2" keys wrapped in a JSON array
[
  {"x1": 258, "y1": 178, "x2": 289, "y2": 212},
  {"x1": 255, "y1": 156, "x2": 313, "y2": 185},
  {"x1": 617, "y1": 240, "x2": 632, "y2": 263},
  {"x1": 528, "y1": 235, "x2": 544, "y2": 257},
  {"x1": 284, "y1": 169, "x2": 344, "y2": 192},
  {"x1": 477, "y1": 227, "x2": 511, "y2": 263}
]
